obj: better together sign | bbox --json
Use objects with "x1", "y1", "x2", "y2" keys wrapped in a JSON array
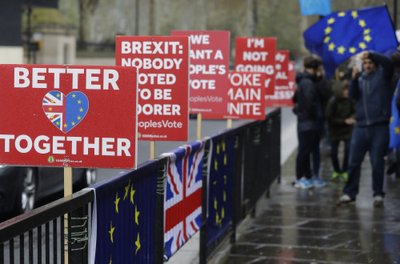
[{"x1": 0, "y1": 65, "x2": 138, "y2": 169}]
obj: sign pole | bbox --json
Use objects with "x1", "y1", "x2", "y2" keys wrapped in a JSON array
[
  {"x1": 64, "y1": 167, "x2": 73, "y2": 264},
  {"x1": 150, "y1": 141, "x2": 155, "y2": 159},
  {"x1": 227, "y1": 119, "x2": 232, "y2": 129},
  {"x1": 197, "y1": 113, "x2": 202, "y2": 140}
]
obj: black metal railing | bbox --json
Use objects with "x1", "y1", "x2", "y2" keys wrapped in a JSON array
[{"x1": 0, "y1": 108, "x2": 281, "y2": 264}]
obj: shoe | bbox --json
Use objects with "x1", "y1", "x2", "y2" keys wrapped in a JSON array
[
  {"x1": 373, "y1": 196, "x2": 384, "y2": 207},
  {"x1": 340, "y1": 172, "x2": 349, "y2": 182},
  {"x1": 294, "y1": 178, "x2": 313, "y2": 189},
  {"x1": 331, "y1": 171, "x2": 340, "y2": 181},
  {"x1": 336, "y1": 194, "x2": 355, "y2": 206},
  {"x1": 311, "y1": 178, "x2": 327, "y2": 188}
]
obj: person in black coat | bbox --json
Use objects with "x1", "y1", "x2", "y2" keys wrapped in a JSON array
[
  {"x1": 325, "y1": 80, "x2": 355, "y2": 181},
  {"x1": 292, "y1": 55, "x2": 324, "y2": 189}
]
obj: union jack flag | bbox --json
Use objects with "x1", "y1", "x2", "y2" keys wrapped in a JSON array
[
  {"x1": 42, "y1": 91, "x2": 89, "y2": 133},
  {"x1": 163, "y1": 140, "x2": 205, "y2": 260}
]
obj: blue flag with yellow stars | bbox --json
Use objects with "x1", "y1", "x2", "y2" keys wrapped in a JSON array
[
  {"x1": 89, "y1": 163, "x2": 158, "y2": 264},
  {"x1": 390, "y1": 80, "x2": 400, "y2": 149},
  {"x1": 304, "y1": 6, "x2": 398, "y2": 78},
  {"x1": 206, "y1": 134, "x2": 234, "y2": 248}
]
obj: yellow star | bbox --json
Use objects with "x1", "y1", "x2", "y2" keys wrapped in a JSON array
[
  {"x1": 327, "y1": 17, "x2": 335, "y2": 24},
  {"x1": 130, "y1": 186, "x2": 136, "y2": 204},
  {"x1": 338, "y1": 12, "x2": 346, "y2": 17},
  {"x1": 48, "y1": 107, "x2": 53, "y2": 111},
  {"x1": 351, "y1": 11, "x2": 358, "y2": 18},
  {"x1": 72, "y1": 94, "x2": 76, "y2": 98},
  {"x1": 324, "y1": 27, "x2": 332, "y2": 35},
  {"x1": 216, "y1": 144, "x2": 220, "y2": 154},
  {"x1": 114, "y1": 193, "x2": 120, "y2": 213},
  {"x1": 364, "y1": 29, "x2": 371, "y2": 35},
  {"x1": 349, "y1": 47, "x2": 357, "y2": 54},
  {"x1": 328, "y1": 43, "x2": 335, "y2": 51},
  {"x1": 134, "y1": 205, "x2": 140, "y2": 225},
  {"x1": 214, "y1": 160, "x2": 218, "y2": 171},
  {"x1": 214, "y1": 197, "x2": 218, "y2": 209},
  {"x1": 364, "y1": 35, "x2": 372, "y2": 42},
  {"x1": 71, "y1": 121, "x2": 75, "y2": 126},
  {"x1": 80, "y1": 108, "x2": 84, "y2": 112},
  {"x1": 323, "y1": 36, "x2": 330, "y2": 43},
  {"x1": 359, "y1": 42, "x2": 367, "y2": 49},
  {"x1": 222, "y1": 141, "x2": 226, "y2": 151},
  {"x1": 109, "y1": 256, "x2": 112, "y2": 264},
  {"x1": 135, "y1": 233, "x2": 141, "y2": 254},
  {"x1": 56, "y1": 94, "x2": 61, "y2": 98},
  {"x1": 77, "y1": 99, "x2": 82, "y2": 104},
  {"x1": 395, "y1": 127, "x2": 400, "y2": 134},
  {"x1": 223, "y1": 191, "x2": 227, "y2": 202},
  {"x1": 359, "y1": 19, "x2": 366, "y2": 27},
  {"x1": 77, "y1": 116, "x2": 81, "y2": 120},
  {"x1": 56, "y1": 121, "x2": 60, "y2": 125},
  {"x1": 221, "y1": 207, "x2": 225, "y2": 219},
  {"x1": 109, "y1": 222, "x2": 115, "y2": 243},
  {"x1": 124, "y1": 180, "x2": 131, "y2": 200},
  {"x1": 224, "y1": 154, "x2": 227, "y2": 165},
  {"x1": 337, "y1": 46, "x2": 346, "y2": 54},
  {"x1": 64, "y1": 123, "x2": 67, "y2": 128}
]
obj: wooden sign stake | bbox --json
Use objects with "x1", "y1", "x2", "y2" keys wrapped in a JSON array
[
  {"x1": 197, "y1": 113, "x2": 202, "y2": 140},
  {"x1": 64, "y1": 166, "x2": 73, "y2": 264},
  {"x1": 150, "y1": 141, "x2": 155, "y2": 160}
]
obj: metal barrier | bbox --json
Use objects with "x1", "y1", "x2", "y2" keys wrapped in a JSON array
[{"x1": 0, "y1": 108, "x2": 281, "y2": 264}]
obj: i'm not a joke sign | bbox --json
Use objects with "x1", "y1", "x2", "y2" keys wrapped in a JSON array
[{"x1": 0, "y1": 64, "x2": 138, "y2": 169}]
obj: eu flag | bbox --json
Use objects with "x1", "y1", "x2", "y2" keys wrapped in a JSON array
[
  {"x1": 304, "y1": 6, "x2": 398, "y2": 78},
  {"x1": 90, "y1": 162, "x2": 160, "y2": 264},
  {"x1": 206, "y1": 134, "x2": 234, "y2": 249}
]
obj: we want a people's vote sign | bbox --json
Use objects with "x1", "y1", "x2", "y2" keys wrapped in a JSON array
[
  {"x1": 0, "y1": 65, "x2": 138, "y2": 169},
  {"x1": 115, "y1": 36, "x2": 189, "y2": 141},
  {"x1": 171, "y1": 30, "x2": 230, "y2": 119}
]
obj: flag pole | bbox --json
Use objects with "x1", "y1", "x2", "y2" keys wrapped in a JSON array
[
  {"x1": 227, "y1": 119, "x2": 232, "y2": 129},
  {"x1": 197, "y1": 113, "x2": 202, "y2": 140},
  {"x1": 64, "y1": 166, "x2": 73, "y2": 264}
]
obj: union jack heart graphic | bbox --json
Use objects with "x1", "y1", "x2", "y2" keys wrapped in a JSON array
[{"x1": 42, "y1": 91, "x2": 89, "y2": 133}]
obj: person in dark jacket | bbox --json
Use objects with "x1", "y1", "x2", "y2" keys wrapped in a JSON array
[
  {"x1": 337, "y1": 51, "x2": 394, "y2": 207},
  {"x1": 326, "y1": 80, "x2": 355, "y2": 181},
  {"x1": 292, "y1": 55, "x2": 324, "y2": 189}
]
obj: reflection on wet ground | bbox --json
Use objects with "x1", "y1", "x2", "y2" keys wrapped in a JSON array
[{"x1": 212, "y1": 150, "x2": 400, "y2": 264}]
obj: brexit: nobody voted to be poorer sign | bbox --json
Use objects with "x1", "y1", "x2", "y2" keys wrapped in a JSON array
[{"x1": 0, "y1": 65, "x2": 138, "y2": 169}]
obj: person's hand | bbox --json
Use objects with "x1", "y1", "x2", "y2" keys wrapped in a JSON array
[
  {"x1": 359, "y1": 51, "x2": 370, "y2": 60},
  {"x1": 345, "y1": 117, "x2": 355, "y2": 125},
  {"x1": 352, "y1": 66, "x2": 360, "y2": 79}
]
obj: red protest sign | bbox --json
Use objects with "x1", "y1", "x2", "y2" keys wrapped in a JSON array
[
  {"x1": 171, "y1": 30, "x2": 230, "y2": 119},
  {"x1": 266, "y1": 50, "x2": 294, "y2": 107},
  {"x1": 115, "y1": 36, "x2": 189, "y2": 141},
  {"x1": 234, "y1": 37, "x2": 276, "y2": 96},
  {"x1": 225, "y1": 71, "x2": 266, "y2": 120},
  {"x1": 0, "y1": 64, "x2": 138, "y2": 169}
]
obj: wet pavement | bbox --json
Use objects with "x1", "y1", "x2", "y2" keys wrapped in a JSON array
[{"x1": 211, "y1": 149, "x2": 400, "y2": 264}]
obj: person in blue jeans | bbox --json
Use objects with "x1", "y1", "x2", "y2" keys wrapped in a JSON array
[
  {"x1": 337, "y1": 51, "x2": 394, "y2": 207},
  {"x1": 293, "y1": 55, "x2": 324, "y2": 189}
]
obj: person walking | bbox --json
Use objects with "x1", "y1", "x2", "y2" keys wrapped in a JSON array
[
  {"x1": 293, "y1": 55, "x2": 323, "y2": 189},
  {"x1": 325, "y1": 80, "x2": 355, "y2": 181},
  {"x1": 337, "y1": 51, "x2": 394, "y2": 207}
]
